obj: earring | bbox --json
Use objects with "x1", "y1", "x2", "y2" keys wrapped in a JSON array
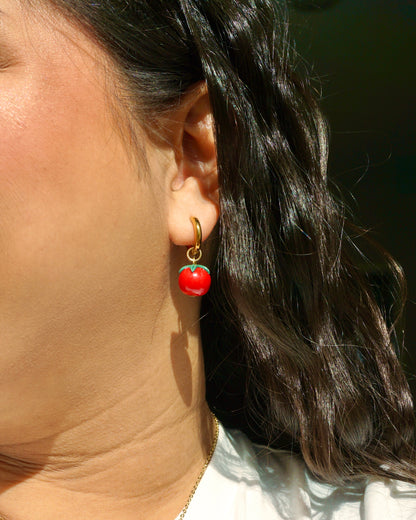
[{"x1": 178, "y1": 217, "x2": 211, "y2": 296}]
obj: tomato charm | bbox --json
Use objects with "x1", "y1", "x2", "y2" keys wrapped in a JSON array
[{"x1": 178, "y1": 264, "x2": 211, "y2": 296}]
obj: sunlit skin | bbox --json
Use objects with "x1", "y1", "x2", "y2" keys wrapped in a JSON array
[{"x1": 0, "y1": 1, "x2": 219, "y2": 519}]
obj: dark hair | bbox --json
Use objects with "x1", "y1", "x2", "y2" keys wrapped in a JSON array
[{"x1": 40, "y1": 0, "x2": 416, "y2": 484}]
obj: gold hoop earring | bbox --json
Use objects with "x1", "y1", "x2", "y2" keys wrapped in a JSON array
[{"x1": 178, "y1": 217, "x2": 211, "y2": 296}]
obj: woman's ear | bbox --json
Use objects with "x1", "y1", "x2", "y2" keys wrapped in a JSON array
[{"x1": 166, "y1": 81, "x2": 219, "y2": 246}]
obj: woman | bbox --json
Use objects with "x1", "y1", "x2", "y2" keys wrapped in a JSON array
[{"x1": 0, "y1": 0, "x2": 414, "y2": 518}]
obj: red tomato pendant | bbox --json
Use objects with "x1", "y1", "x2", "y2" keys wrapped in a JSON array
[{"x1": 178, "y1": 264, "x2": 211, "y2": 296}]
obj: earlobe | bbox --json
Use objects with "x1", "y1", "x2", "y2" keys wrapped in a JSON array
[
  {"x1": 167, "y1": 82, "x2": 219, "y2": 247},
  {"x1": 168, "y1": 177, "x2": 219, "y2": 246}
]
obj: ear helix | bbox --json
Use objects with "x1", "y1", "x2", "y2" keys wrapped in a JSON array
[{"x1": 178, "y1": 217, "x2": 211, "y2": 296}]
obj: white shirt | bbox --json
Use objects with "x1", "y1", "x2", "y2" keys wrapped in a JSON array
[{"x1": 175, "y1": 420, "x2": 416, "y2": 519}]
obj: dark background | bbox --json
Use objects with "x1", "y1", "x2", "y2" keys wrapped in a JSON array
[{"x1": 290, "y1": 1, "x2": 416, "y2": 396}]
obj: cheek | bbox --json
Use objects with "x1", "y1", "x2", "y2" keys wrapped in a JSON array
[
  {"x1": 0, "y1": 64, "x2": 114, "y2": 214},
  {"x1": 0, "y1": 58, "x2": 151, "y2": 297}
]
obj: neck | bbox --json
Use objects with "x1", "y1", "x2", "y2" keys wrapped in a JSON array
[{"x1": 0, "y1": 305, "x2": 215, "y2": 520}]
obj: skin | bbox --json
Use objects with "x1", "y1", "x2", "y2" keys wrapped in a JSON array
[{"x1": 0, "y1": 1, "x2": 219, "y2": 519}]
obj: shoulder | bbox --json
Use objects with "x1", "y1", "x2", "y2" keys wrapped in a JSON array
[{"x1": 183, "y1": 421, "x2": 416, "y2": 519}]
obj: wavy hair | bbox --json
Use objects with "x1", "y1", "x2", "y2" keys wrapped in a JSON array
[{"x1": 39, "y1": 0, "x2": 416, "y2": 484}]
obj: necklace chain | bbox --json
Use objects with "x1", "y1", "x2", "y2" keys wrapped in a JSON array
[
  {"x1": 0, "y1": 413, "x2": 220, "y2": 520},
  {"x1": 178, "y1": 412, "x2": 219, "y2": 519}
]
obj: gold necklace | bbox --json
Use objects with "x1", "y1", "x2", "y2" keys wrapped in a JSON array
[
  {"x1": 178, "y1": 412, "x2": 219, "y2": 519},
  {"x1": 0, "y1": 413, "x2": 220, "y2": 520}
]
